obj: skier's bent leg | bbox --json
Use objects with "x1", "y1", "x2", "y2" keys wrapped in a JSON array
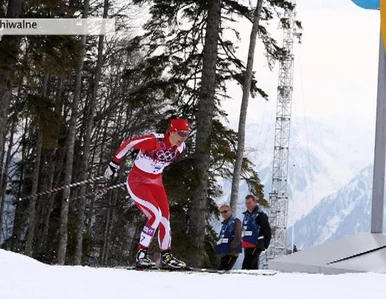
[
  {"x1": 151, "y1": 184, "x2": 186, "y2": 269},
  {"x1": 128, "y1": 194, "x2": 161, "y2": 247},
  {"x1": 126, "y1": 177, "x2": 161, "y2": 267},
  {"x1": 158, "y1": 216, "x2": 171, "y2": 250},
  {"x1": 151, "y1": 183, "x2": 171, "y2": 250}
]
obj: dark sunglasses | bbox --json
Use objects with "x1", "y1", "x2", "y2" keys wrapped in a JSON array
[
  {"x1": 220, "y1": 210, "x2": 229, "y2": 214},
  {"x1": 177, "y1": 131, "x2": 189, "y2": 137}
]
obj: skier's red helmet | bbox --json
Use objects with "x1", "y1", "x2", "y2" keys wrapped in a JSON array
[{"x1": 169, "y1": 118, "x2": 190, "y2": 132}]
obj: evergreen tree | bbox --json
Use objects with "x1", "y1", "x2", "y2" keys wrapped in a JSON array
[
  {"x1": 0, "y1": 0, "x2": 297, "y2": 269},
  {"x1": 128, "y1": 0, "x2": 289, "y2": 266}
]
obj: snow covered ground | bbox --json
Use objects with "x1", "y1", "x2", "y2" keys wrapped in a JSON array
[{"x1": 1, "y1": 249, "x2": 386, "y2": 299}]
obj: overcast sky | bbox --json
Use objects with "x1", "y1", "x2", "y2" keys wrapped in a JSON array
[{"x1": 223, "y1": 0, "x2": 380, "y2": 132}]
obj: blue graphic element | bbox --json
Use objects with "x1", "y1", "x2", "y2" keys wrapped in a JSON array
[{"x1": 351, "y1": 0, "x2": 380, "y2": 9}]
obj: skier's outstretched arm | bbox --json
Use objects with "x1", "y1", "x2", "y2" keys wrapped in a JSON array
[{"x1": 104, "y1": 134, "x2": 156, "y2": 180}]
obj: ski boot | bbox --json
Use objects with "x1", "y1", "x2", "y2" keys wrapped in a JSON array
[
  {"x1": 160, "y1": 251, "x2": 187, "y2": 269},
  {"x1": 136, "y1": 248, "x2": 156, "y2": 269}
]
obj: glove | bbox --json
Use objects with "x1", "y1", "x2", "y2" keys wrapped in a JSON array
[{"x1": 104, "y1": 161, "x2": 120, "y2": 180}]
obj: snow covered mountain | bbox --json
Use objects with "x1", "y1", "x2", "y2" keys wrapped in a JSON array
[
  {"x1": 290, "y1": 164, "x2": 386, "y2": 249},
  {"x1": 220, "y1": 116, "x2": 374, "y2": 224}
]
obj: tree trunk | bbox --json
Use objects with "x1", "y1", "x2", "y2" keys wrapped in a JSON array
[
  {"x1": 38, "y1": 77, "x2": 64, "y2": 252},
  {"x1": 11, "y1": 118, "x2": 29, "y2": 252},
  {"x1": 100, "y1": 194, "x2": 112, "y2": 265},
  {"x1": 87, "y1": 115, "x2": 109, "y2": 236},
  {"x1": 25, "y1": 131, "x2": 42, "y2": 256},
  {"x1": 188, "y1": 0, "x2": 221, "y2": 267},
  {"x1": 103, "y1": 196, "x2": 116, "y2": 265},
  {"x1": 230, "y1": 0, "x2": 263, "y2": 213},
  {"x1": 58, "y1": 0, "x2": 89, "y2": 265},
  {"x1": 25, "y1": 71, "x2": 49, "y2": 255},
  {"x1": 74, "y1": 0, "x2": 108, "y2": 265},
  {"x1": 0, "y1": 0, "x2": 22, "y2": 178},
  {"x1": 35, "y1": 73, "x2": 50, "y2": 209},
  {"x1": 35, "y1": 146, "x2": 55, "y2": 250},
  {"x1": 0, "y1": 118, "x2": 16, "y2": 242},
  {"x1": 101, "y1": 109, "x2": 124, "y2": 265},
  {"x1": 40, "y1": 163, "x2": 63, "y2": 251}
]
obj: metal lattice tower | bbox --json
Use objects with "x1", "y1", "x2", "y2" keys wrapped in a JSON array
[{"x1": 266, "y1": 1, "x2": 301, "y2": 261}]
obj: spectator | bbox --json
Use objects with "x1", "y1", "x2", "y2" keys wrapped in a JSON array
[
  {"x1": 241, "y1": 194, "x2": 271, "y2": 269},
  {"x1": 216, "y1": 204, "x2": 242, "y2": 270}
]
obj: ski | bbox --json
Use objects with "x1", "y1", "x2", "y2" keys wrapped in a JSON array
[
  {"x1": 224, "y1": 269, "x2": 278, "y2": 276},
  {"x1": 126, "y1": 266, "x2": 277, "y2": 276},
  {"x1": 185, "y1": 267, "x2": 278, "y2": 276},
  {"x1": 126, "y1": 266, "x2": 193, "y2": 272}
]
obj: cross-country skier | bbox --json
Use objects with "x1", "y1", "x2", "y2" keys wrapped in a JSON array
[{"x1": 103, "y1": 116, "x2": 190, "y2": 269}]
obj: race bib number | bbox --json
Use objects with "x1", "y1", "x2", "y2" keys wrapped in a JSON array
[
  {"x1": 242, "y1": 230, "x2": 252, "y2": 237},
  {"x1": 217, "y1": 238, "x2": 229, "y2": 245}
]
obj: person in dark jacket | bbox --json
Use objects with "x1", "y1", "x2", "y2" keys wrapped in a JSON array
[
  {"x1": 241, "y1": 194, "x2": 271, "y2": 269},
  {"x1": 216, "y1": 204, "x2": 242, "y2": 270}
]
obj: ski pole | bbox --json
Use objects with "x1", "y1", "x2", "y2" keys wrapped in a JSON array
[
  {"x1": 70, "y1": 181, "x2": 127, "y2": 201},
  {"x1": 18, "y1": 175, "x2": 106, "y2": 201}
]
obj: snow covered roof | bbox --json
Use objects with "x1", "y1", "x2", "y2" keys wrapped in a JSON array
[{"x1": 269, "y1": 232, "x2": 386, "y2": 274}]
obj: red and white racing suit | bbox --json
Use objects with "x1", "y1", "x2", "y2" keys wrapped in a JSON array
[{"x1": 112, "y1": 133, "x2": 185, "y2": 250}]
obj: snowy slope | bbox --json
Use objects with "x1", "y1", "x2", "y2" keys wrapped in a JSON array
[
  {"x1": 290, "y1": 164, "x2": 385, "y2": 249},
  {"x1": 1, "y1": 249, "x2": 386, "y2": 299},
  {"x1": 220, "y1": 116, "x2": 374, "y2": 224}
]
